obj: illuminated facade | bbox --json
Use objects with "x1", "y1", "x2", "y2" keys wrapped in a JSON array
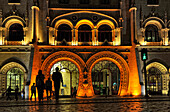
[
  {"x1": 0, "y1": 0, "x2": 150, "y2": 99},
  {"x1": 135, "y1": 0, "x2": 170, "y2": 95}
]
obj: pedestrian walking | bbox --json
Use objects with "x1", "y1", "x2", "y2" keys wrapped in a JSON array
[
  {"x1": 36, "y1": 70, "x2": 45, "y2": 102},
  {"x1": 73, "y1": 87, "x2": 77, "y2": 98},
  {"x1": 21, "y1": 88, "x2": 25, "y2": 100},
  {"x1": 45, "y1": 77, "x2": 52, "y2": 100},
  {"x1": 52, "y1": 67, "x2": 63, "y2": 101},
  {"x1": 6, "y1": 86, "x2": 13, "y2": 101},
  {"x1": 30, "y1": 83, "x2": 36, "y2": 101},
  {"x1": 15, "y1": 85, "x2": 19, "y2": 101}
]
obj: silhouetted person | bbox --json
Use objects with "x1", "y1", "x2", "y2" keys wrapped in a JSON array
[
  {"x1": 73, "y1": 87, "x2": 77, "y2": 98},
  {"x1": 21, "y1": 88, "x2": 25, "y2": 100},
  {"x1": 52, "y1": 67, "x2": 63, "y2": 101},
  {"x1": 15, "y1": 86, "x2": 19, "y2": 101},
  {"x1": 6, "y1": 86, "x2": 13, "y2": 100},
  {"x1": 45, "y1": 77, "x2": 52, "y2": 100},
  {"x1": 30, "y1": 83, "x2": 36, "y2": 101},
  {"x1": 36, "y1": 70, "x2": 45, "y2": 102}
]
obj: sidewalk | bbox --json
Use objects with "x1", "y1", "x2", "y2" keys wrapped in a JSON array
[{"x1": 0, "y1": 95, "x2": 170, "y2": 107}]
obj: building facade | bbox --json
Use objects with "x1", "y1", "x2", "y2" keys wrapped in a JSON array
[
  {"x1": 2, "y1": 0, "x2": 169, "y2": 99},
  {"x1": 135, "y1": 0, "x2": 170, "y2": 95}
]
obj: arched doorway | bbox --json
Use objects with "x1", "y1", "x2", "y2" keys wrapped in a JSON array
[
  {"x1": 7, "y1": 67, "x2": 25, "y2": 93},
  {"x1": 0, "y1": 62, "x2": 27, "y2": 95},
  {"x1": 147, "y1": 67, "x2": 162, "y2": 95},
  {"x1": 92, "y1": 60, "x2": 120, "y2": 95},
  {"x1": 50, "y1": 61, "x2": 79, "y2": 96},
  {"x1": 145, "y1": 62, "x2": 169, "y2": 95}
]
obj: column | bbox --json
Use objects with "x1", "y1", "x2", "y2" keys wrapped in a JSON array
[
  {"x1": 92, "y1": 27, "x2": 98, "y2": 45},
  {"x1": 128, "y1": 6, "x2": 141, "y2": 96},
  {"x1": 31, "y1": 1, "x2": 40, "y2": 43}
]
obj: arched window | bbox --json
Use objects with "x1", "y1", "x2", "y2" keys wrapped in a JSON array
[
  {"x1": 145, "y1": 24, "x2": 160, "y2": 42},
  {"x1": 78, "y1": 24, "x2": 92, "y2": 42},
  {"x1": 98, "y1": 25, "x2": 112, "y2": 42},
  {"x1": 9, "y1": 23, "x2": 24, "y2": 41},
  {"x1": 57, "y1": 24, "x2": 72, "y2": 42}
]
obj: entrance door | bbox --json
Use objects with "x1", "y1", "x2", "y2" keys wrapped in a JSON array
[
  {"x1": 50, "y1": 61, "x2": 79, "y2": 96},
  {"x1": 92, "y1": 61, "x2": 120, "y2": 95},
  {"x1": 147, "y1": 67, "x2": 162, "y2": 95},
  {"x1": 7, "y1": 67, "x2": 25, "y2": 93}
]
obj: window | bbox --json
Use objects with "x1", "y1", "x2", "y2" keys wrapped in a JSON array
[
  {"x1": 57, "y1": 24, "x2": 72, "y2": 42},
  {"x1": 98, "y1": 25, "x2": 112, "y2": 42},
  {"x1": 80, "y1": 0, "x2": 90, "y2": 4},
  {"x1": 78, "y1": 24, "x2": 92, "y2": 42},
  {"x1": 8, "y1": 23, "x2": 24, "y2": 41},
  {"x1": 147, "y1": 0, "x2": 159, "y2": 5},
  {"x1": 100, "y1": 0, "x2": 110, "y2": 4},
  {"x1": 59, "y1": 0, "x2": 69, "y2": 4},
  {"x1": 145, "y1": 24, "x2": 160, "y2": 42}
]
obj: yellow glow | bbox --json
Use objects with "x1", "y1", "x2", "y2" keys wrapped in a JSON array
[
  {"x1": 55, "y1": 19, "x2": 73, "y2": 29},
  {"x1": 51, "y1": 11, "x2": 118, "y2": 27},
  {"x1": 141, "y1": 41, "x2": 147, "y2": 45},
  {"x1": 72, "y1": 40, "x2": 78, "y2": 46},
  {"x1": 132, "y1": 90, "x2": 141, "y2": 96},
  {"x1": 96, "y1": 19, "x2": 115, "y2": 29},
  {"x1": 75, "y1": 19, "x2": 94, "y2": 29},
  {"x1": 92, "y1": 40, "x2": 98, "y2": 46},
  {"x1": 31, "y1": 6, "x2": 40, "y2": 11}
]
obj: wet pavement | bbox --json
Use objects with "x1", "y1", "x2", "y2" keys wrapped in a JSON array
[{"x1": 0, "y1": 96, "x2": 170, "y2": 112}]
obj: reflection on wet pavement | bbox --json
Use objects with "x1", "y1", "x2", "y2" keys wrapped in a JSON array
[{"x1": 0, "y1": 100, "x2": 170, "y2": 112}]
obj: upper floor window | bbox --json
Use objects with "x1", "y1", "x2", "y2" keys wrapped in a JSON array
[
  {"x1": 57, "y1": 24, "x2": 72, "y2": 42},
  {"x1": 145, "y1": 24, "x2": 160, "y2": 42},
  {"x1": 98, "y1": 25, "x2": 112, "y2": 42},
  {"x1": 100, "y1": 0, "x2": 110, "y2": 4},
  {"x1": 147, "y1": 0, "x2": 159, "y2": 6},
  {"x1": 8, "y1": 23, "x2": 24, "y2": 41},
  {"x1": 78, "y1": 24, "x2": 92, "y2": 42},
  {"x1": 79, "y1": 0, "x2": 90, "y2": 4},
  {"x1": 58, "y1": 0, "x2": 69, "y2": 4}
]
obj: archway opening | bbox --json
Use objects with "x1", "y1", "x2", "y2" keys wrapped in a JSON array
[
  {"x1": 9, "y1": 23, "x2": 24, "y2": 41},
  {"x1": 57, "y1": 24, "x2": 72, "y2": 42},
  {"x1": 92, "y1": 60, "x2": 120, "y2": 95},
  {"x1": 98, "y1": 25, "x2": 112, "y2": 42},
  {"x1": 7, "y1": 67, "x2": 25, "y2": 93},
  {"x1": 147, "y1": 67, "x2": 162, "y2": 95},
  {"x1": 78, "y1": 24, "x2": 92, "y2": 42},
  {"x1": 50, "y1": 61, "x2": 79, "y2": 96}
]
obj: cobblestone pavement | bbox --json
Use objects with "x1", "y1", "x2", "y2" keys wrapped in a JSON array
[{"x1": 0, "y1": 96, "x2": 170, "y2": 112}]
